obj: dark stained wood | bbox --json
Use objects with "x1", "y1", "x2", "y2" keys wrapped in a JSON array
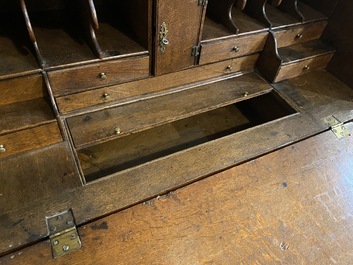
[
  {"x1": 274, "y1": 20, "x2": 327, "y2": 48},
  {"x1": 2, "y1": 122, "x2": 353, "y2": 264},
  {"x1": 0, "y1": 74, "x2": 44, "y2": 106},
  {"x1": 244, "y1": 0, "x2": 272, "y2": 27},
  {"x1": 0, "y1": 98, "x2": 55, "y2": 135},
  {"x1": 206, "y1": 0, "x2": 239, "y2": 34},
  {"x1": 0, "y1": 142, "x2": 81, "y2": 215},
  {"x1": 297, "y1": 1, "x2": 327, "y2": 21},
  {"x1": 199, "y1": 31, "x2": 267, "y2": 65},
  {"x1": 277, "y1": 0, "x2": 304, "y2": 22},
  {"x1": 48, "y1": 55, "x2": 149, "y2": 95},
  {"x1": 265, "y1": 2, "x2": 299, "y2": 28},
  {"x1": 0, "y1": 122, "x2": 62, "y2": 159},
  {"x1": 300, "y1": 0, "x2": 339, "y2": 17},
  {"x1": 325, "y1": 0, "x2": 353, "y2": 88},
  {"x1": 275, "y1": 52, "x2": 334, "y2": 82},
  {"x1": 67, "y1": 72, "x2": 272, "y2": 148},
  {"x1": 55, "y1": 54, "x2": 259, "y2": 113},
  {"x1": 154, "y1": 0, "x2": 205, "y2": 75},
  {"x1": 1, "y1": 82, "x2": 352, "y2": 255}
]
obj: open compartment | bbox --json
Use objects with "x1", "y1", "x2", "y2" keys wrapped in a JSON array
[
  {"x1": 77, "y1": 91, "x2": 297, "y2": 182},
  {"x1": 0, "y1": 74, "x2": 62, "y2": 159},
  {"x1": 90, "y1": 0, "x2": 150, "y2": 59},
  {"x1": 0, "y1": 2, "x2": 39, "y2": 79},
  {"x1": 22, "y1": 0, "x2": 98, "y2": 68}
]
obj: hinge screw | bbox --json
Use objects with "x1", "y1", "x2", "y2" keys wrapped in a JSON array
[
  {"x1": 63, "y1": 245, "x2": 70, "y2": 252},
  {"x1": 70, "y1": 234, "x2": 77, "y2": 240},
  {"x1": 49, "y1": 226, "x2": 57, "y2": 232},
  {"x1": 53, "y1": 240, "x2": 59, "y2": 246},
  {"x1": 66, "y1": 220, "x2": 74, "y2": 226}
]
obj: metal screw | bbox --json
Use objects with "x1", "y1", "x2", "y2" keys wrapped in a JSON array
[
  {"x1": 70, "y1": 234, "x2": 76, "y2": 240},
  {"x1": 53, "y1": 240, "x2": 59, "y2": 246},
  {"x1": 62, "y1": 245, "x2": 70, "y2": 252},
  {"x1": 66, "y1": 220, "x2": 74, "y2": 226},
  {"x1": 49, "y1": 226, "x2": 57, "y2": 232},
  {"x1": 232, "y1": 46, "x2": 240, "y2": 52},
  {"x1": 226, "y1": 65, "x2": 233, "y2": 71},
  {"x1": 99, "y1": 72, "x2": 107, "y2": 80},
  {"x1": 295, "y1": 33, "x2": 303, "y2": 39},
  {"x1": 56, "y1": 215, "x2": 63, "y2": 221}
]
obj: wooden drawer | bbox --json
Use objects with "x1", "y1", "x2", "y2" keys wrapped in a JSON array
[
  {"x1": 57, "y1": 54, "x2": 259, "y2": 114},
  {"x1": 274, "y1": 53, "x2": 334, "y2": 82},
  {"x1": 67, "y1": 72, "x2": 271, "y2": 148},
  {"x1": 199, "y1": 32, "x2": 267, "y2": 65},
  {"x1": 48, "y1": 55, "x2": 150, "y2": 96},
  {"x1": 0, "y1": 123, "x2": 62, "y2": 159},
  {"x1": 275, "y1": 20, "x2": 328, "y2": 48}
]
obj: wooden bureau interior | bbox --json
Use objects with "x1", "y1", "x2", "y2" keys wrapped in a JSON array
[{"x1": 0, "y1": 0, "x2": 352, "y2": 258}]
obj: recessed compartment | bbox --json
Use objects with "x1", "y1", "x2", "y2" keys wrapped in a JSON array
[{"x1": 78, "y1": 91, "x2": 297, "y2": 182}]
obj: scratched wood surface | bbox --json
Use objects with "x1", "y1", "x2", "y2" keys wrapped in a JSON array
[{"x1": 2, "y1": 122, "x2": 352, "y2": 264}]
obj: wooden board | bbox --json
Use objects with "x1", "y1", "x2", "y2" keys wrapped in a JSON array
[{"x1": 1, "y1": 122, "x2": 352, "y2": 264}]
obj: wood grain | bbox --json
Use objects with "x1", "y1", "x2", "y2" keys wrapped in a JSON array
[
  {"x1": 48, "y1": 55, "x2": 149, "y2": 96},
  {"x1": 1, "y1": 122, "x2": 352, "y2": 264},
  {"x1": 67, "y1": 72, "x2": 272, "y2": 148},
  {"x1": 56, "y1": 54, "x2": 259, "y2": 113},
  {"x1": 0, "y1": 122, "x2": 62, "y2": 159}
]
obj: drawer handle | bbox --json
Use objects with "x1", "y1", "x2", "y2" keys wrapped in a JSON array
[
  {"x1": 232, "y1": 46, "x2": 240, "y2": 52},
  {"x1": 295, "y1": 33, "x2": 303, "y2": 39},
  {"x1": 114, "y1": 127, "x2": 122, "y2": 135},
  {"x1": 0, "y1": 145, "x2": 6, "y2": 153},
  {"x1": 226, "y1": 65, "x2": 233, "y2": 71},
  {"x1": 102, "y1": 93, "x2": 110, "y2": 100},
  {"x1": 99, "y1": 72, "x2": 107, "y2": 80},
  {"x1": 303, "y1": 65, "x2": 310, "y2": 71}
]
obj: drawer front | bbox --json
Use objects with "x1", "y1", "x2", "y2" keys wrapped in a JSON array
[
  {"x1": 58, "y1": 54, "x2": 259, "y2": 115},
  {"x1": 199, "y1": 32, "x2": 267, "y2": 65},
  {"x1": 274, "y1": 53, "x2": 334, "y2": 82},
  {"x1": 275, "y1": 20, "x2": 328, "y2": 48},
  {"x1": 67, "y1": 55, "x2": 261, "y2": 148},
  {"x1": 0, "y1": 123, "x2": 62, "y2": 159},
  {"x1": 48, "y1": 55, "x2": 150, "y2": 96}
]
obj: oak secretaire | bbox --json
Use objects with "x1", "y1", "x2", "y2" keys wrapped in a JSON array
[{"x1": 0, "y1": 0, "x2": 352, "y2": 259}]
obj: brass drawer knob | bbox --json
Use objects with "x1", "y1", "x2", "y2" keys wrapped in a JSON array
[
  {"x1": 102, "y1": 93, "x2": 110, "y2": 100},
  {"x1": 0, "y1": 145, "x2": 6, "y2": 153},
  {"x1": 295, "y1": 33, "x2": 303, "y2": 39},
  {"x1": 114, "y1": 127, "x2": 122, "y2": 135},
  {"x1": 99, "y1": 72, "x2": 107, "y2": 80},
  {"x1": 232, "y1": 46, "x2": 240, "y2": 52},
  {"x1": 303, "y1": 65, "x2": 310, "y2": 71},
  {"x1": 226, "y1": 65, "x2": 233, "y2": 71}
]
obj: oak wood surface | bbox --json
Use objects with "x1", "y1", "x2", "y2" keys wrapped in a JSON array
[
  {"x1": 56, "y1": 54, "x2": 259, "y2": 114},
  {"x1": 0, "y1": 122, "x2": 62, "y2": 159},
  {"x1": 67, "y1": 73, "x2": 272, "y2": 148},
  {"x1": 1, "y1": 122, "x2": 352, "y2": 264},
  {"x1": 48, "y1": 55, "x2": 149, "y2": 95},
  {"x1": 199, "y1": 32, "x2": 267, "y2": 65}
]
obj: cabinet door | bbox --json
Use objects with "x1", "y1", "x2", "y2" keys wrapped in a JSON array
[{"x1": 154, "y1": 0, "x2": 206, "y2": 75}]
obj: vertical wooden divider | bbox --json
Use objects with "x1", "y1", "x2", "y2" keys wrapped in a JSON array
[{"x1": 244, "y1": 0, "x2": 272, "y2": 27}]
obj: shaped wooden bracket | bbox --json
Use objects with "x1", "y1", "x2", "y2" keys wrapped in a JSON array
[{"x1": 244, "y1": 0, "x2": 272, "y2": 28}]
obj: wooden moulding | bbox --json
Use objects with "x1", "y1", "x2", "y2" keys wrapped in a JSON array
[{"x1": 56, "y1": 54, "x2": 259, "y2": 114}]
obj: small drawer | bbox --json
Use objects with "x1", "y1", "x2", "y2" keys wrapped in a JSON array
[
  {"x1": 199, "y1": 32, "x2": 267, "y2": 65},
  {"x1": 0, "y1": 123, "x2": 63, "y2": 159},
  {"x1": 48, "y1": 55, "x2": 150, "y2": 96},
  {"x1": 275, "y1": 20, "x2": 328, "y2": 48},
  {"x1": 274, "y1": 53, "x2": 334, "y2": 83}
]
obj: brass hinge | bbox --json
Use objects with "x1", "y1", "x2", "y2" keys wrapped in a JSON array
[
  {"x1": 46, "y1": 209, "x2": 82, "y2": 259},
  {"x1": 198, "y1": 0, "x2": 208, "y2": 6},
  {"x1": 192, "y1": 46, "x2": 200, "y2": 57},
  {"x1": 322, "y1": 115, "x2": 351, "y2": 139}
]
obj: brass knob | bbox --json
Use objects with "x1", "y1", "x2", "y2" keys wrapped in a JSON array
[
  {"x1": 303, "y1": 65, "x2": 310, "y2": 71},
  {"x1": 114, "y1": 127, "x2": 122, "y2": 135},
  {"x1": 99, "y1": 72, "x2": 107, "y2": 80},
  {"x1": 232, "y1": 46, "x2": 240, "y2": 52},
  {"x1": 0, "y1": 145, "x2": 5, "y2": 153},
  {"x1": 102, "y1": 93, "x2": 110, "y2": 100},
  {"x1": 243, "y1": 91, "x2": 249, "y2": 97},
  {"x1": 295, "y1": 33, "x2": 303, "y2": 39},
  {"x1": 226, "y1": 65, "x2": 233, "y2": 71}
]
